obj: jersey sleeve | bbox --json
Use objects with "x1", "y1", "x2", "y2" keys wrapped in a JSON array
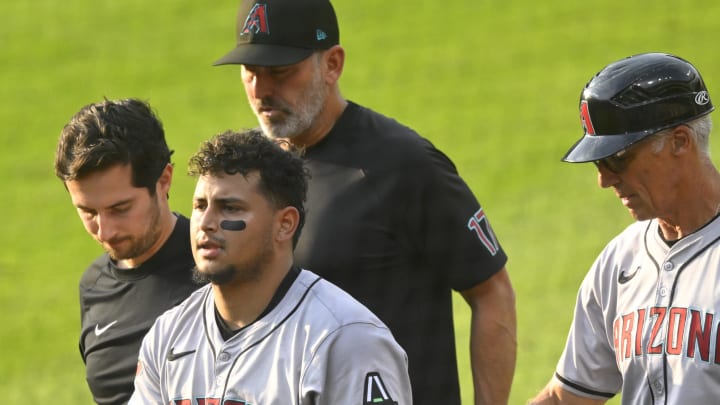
[
  {"x1": 301, "y1": 323, "x2": 413, "y2": 404},
  {"x1": 402, "y1": 143, "x2": 507, "y2": 291},
  {"x1": 554, "y1": 255, "x2": 622, "y2": 399},
  {"x1": 128, "y1": 321, "x2": 164, "y2": 405}
]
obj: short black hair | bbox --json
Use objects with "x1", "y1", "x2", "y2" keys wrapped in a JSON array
[
  {"x1": 188, "y1": 129, "x2": 309, "y2": 247},
  {"x1": 54, "y1": 98, "x2": 173, "y2": 195}
]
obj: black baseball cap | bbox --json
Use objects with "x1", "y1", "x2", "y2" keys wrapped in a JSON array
[{"x1": 213, "y1": 0, "x2": 339, "y2": 67}]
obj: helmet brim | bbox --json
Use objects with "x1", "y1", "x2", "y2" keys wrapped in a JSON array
[{"x1": 561, "y1": 130, "x2": 653, "y2": 163}]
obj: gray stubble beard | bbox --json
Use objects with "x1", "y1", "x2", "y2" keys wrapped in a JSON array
[{"x1": 255, "y1": 64, "x2": 327, "y2": 141}]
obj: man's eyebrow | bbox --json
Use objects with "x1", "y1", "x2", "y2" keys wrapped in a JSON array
[
  {"x1": 213, "y1": 197, "x2": 246, "y2": 205},
  {"x1": 193, "y1": 197, "x2": 246, "y2": 204},
  {"x1": 76, "y1": 198, "x2": 133, "y2": 211}
]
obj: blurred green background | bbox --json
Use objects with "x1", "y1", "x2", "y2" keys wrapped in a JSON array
[{"x1": 2, "y1": 0, "x2": 719, "y2": 403}]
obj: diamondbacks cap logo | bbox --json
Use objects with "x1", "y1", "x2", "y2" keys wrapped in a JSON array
[
  {"x1": 241, "y1": 3, "x2": 270, "y2": 35},
  {"x1": 363, "y1": 372, "x2": 398, "y2": 404},
  {"x1": 580, "y1": 100, "x2": 596, "y2": 135}
]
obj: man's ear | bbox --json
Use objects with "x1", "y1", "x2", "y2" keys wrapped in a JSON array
[
  {"x1": 323, "y1": 45, "x2": 345, "y2": 85},
  {"x1": 275, "y1": 206, "x2": 300, "y2": 243},
  {"x1": 670, "y1": 125, "x2": 693, "y2": 155},
  {"x1": 157, "y1": 164, "x2": 173, "y2": 198}
]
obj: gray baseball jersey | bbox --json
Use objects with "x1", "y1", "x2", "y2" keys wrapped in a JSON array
[
  {"x1": 554, "y1": 217, "x2": 720, "y2": 404},
  {"x1": 129, "y1": 269, "x2": 412, "y2": 404}
]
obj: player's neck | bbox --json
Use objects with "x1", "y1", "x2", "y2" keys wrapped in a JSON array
[
  {"x1": 212, "y1": 255, "x2": 294, "y2": 330},
  {"x1": 657, "y1": 167, "x2": 720, "y2": 240}
]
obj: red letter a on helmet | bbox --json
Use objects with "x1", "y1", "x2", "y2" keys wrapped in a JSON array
[{"x1": 580, "y1": 101, "x2": 596, "y2": 136}]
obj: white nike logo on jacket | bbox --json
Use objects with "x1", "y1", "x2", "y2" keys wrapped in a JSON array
[{"x1": 95, "y1": 320, "x2": 118, "y2": 336}]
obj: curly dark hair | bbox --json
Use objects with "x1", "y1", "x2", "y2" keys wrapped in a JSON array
[
  {"x1": 188, "y1": 129, "x2": 309, "y2": 247},
  {"x1": 54, "y1": 98, "x2": 173, "y2": 195}
]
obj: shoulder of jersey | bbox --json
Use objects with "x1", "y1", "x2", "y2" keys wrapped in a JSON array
[
  {"x1": 154, "y1": 284, "x2": 210, "y2": 327},
  {"x1": 300, "y1": 274, "x2": 385, "y2": 328}
]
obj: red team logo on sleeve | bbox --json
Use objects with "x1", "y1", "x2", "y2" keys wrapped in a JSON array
[{"x1": 467, "y1": 207, "x2": 500, "y2": 256}]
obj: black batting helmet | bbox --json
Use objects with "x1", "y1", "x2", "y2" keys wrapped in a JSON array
[{"x1": 562, "y1": 52, "x2": 714, "y2": 163}]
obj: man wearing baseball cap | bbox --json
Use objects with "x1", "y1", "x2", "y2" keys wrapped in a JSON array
[
  {"x1": 531, "y1": 53, "x2": 720, "y2": 404},
  {"x1": 213, "y1": 0, "x2": 517, "y2": 404}
]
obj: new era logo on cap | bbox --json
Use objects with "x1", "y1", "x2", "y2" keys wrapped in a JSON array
[{"x1": 213, "y1": 0, "x2": 340, "y2": 67}]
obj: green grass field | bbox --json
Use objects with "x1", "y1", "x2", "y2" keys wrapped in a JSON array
[{"x1": 3, "y1": 0, "x2": 720, "y2": 403}]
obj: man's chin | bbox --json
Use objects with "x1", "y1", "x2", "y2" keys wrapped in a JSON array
[
  {"x1": 192, "y1": 266, "x2": 236, "y2": 285},
  {"x1": 105, "y1": 248, "x2": 130, "y2": 261},
  {"x1": 103, "y1": 239, "x2": 149, "y2": 261},
  {"x1": 625, "y1": 207, "x2": 651, "y2": 222},
  {"x1": 259, "y1": 121, "x2": 303, "y2": 141},
  {"x1": 260, "y1": 126, "x2": 285, "y2": 140}
]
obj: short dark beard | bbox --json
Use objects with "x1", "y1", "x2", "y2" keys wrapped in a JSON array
[
  {"x1": 192, "y1": 265, "x2": 237, "y2": 285},
  {"x1": 191, "y1": 226, "x2": 273, "y2": 286},
  {"x1": 106, "y1": 194, "x2": 163, "y2": 261}
]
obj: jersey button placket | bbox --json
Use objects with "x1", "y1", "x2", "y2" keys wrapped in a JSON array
[
  {"x1": 656, "y1": 261, "x2": 675, "y2": 305},
  {"x1": 215, "y1": 351, "x2": 231, "y2": 388},
  {"x1": 650, "y1": 259, "x2": 673, "y2": 404}
]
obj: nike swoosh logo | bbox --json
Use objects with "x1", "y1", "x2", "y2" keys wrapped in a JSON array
[
  {"x1": 167, "y1": 348, "x2": 196, "y2": 361},
  {"x1": 618, "y1": 266, "x2": 641, "y2": 284},
  {"x1": 94, "y1": 320, "x2": 118, "y2": 336}
]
